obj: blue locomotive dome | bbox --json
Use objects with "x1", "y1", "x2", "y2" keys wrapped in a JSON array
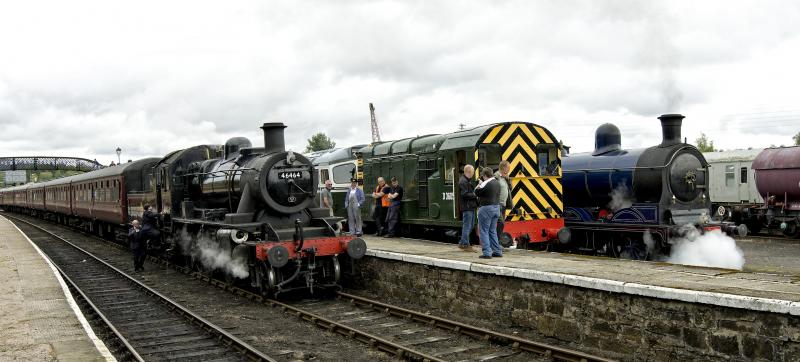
[{"x1": 593, "y1": 123, "x2": 622, "y2": 156}]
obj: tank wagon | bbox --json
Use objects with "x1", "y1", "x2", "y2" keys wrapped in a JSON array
[
  {"x1": 561, "y1": 114, "x2": 745, "y2": 259},
  {"x1": 751, "y1": 146, "x2": 800, "y2": 237}
]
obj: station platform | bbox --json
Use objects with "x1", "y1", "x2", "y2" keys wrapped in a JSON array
[
  {"x1": 0, "y1": 216, "x2": 112, "y2": 361},
  {"x1": 361, "y1": 235, "x2": 800, "y2": 315}
]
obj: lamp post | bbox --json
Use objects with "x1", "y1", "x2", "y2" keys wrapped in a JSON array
[{"x1": 116, "y1": 147, "x2": 122, "y2": 165}]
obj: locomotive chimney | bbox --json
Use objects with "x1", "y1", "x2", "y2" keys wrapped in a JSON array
[
  {"x1": 658, "y1": 114, "x2": 684, "y2": 147},
  {"x1": 261, "y1": 122, "x2": 287, "y2": 153}
]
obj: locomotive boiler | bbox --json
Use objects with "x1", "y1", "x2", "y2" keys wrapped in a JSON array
[{"x1": 561, "y1": 114, "x2": 742, "y2": 259}]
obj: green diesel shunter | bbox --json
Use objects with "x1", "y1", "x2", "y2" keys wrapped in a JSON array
[{"x1": 357, "y1": 122, "x2": 567, "y2": 247}]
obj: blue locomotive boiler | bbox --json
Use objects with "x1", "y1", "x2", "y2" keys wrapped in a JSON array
[{"x1": 561, "y1": 114, "x2": 743, "y2": 259}]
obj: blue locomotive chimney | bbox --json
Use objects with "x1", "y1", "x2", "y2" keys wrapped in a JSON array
[
  {"x1": 658, "y1": 114, "x2": 684, "y2": 147},
  {"x1": 261, "y1": 122, "x2": 287, "y2": 154}
]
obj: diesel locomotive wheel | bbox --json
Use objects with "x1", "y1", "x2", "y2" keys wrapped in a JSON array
[{"x1": 499, "y1": 232, "x2": 514, "y2": 248}]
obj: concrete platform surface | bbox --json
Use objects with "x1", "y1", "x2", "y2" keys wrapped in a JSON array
[
  {"x1": 0, "y1": 216, "x2": 112, "y2": 361},
  {"x1": 362, "y1": 235, "x2": 800, "y2": 315}
]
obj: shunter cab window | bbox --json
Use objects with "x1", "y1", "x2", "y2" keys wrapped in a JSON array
[
  {"x1": 444, "y1": 158, "x2": 454, "y2": 184},
  {"x1": 332, "y1": 163, "x2": 355, "y2": 184},
  {"x1": 725, "y1": 165, "x2": 735, "y2": 187},
  {"x1": 537, "y1": 146, "x2": 560, "y2": 176},
  {"x1": 319, "y1": 169, "x2": 330, "y2": 184},
  {"x1": 740, "y1": 167, "x2": 747, "y2": 184}
]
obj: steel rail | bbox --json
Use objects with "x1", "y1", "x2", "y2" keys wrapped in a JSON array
[
  {"x1": 337, "y1": 292, "x2": 612, "y2": 362},
  {"x1": 6, "y1": 214, "x2": 276, "y2": 362},
  {"x1": 50, "y1": 250, "x2": 145, "y2": 361}
]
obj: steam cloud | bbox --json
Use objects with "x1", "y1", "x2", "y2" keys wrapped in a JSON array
[
  {"x1": 178, "y1": 227, "x2": 250, "y2": 279},
  {"x1": 608, "y1": 184, "x2": 634, "y2": 212},
  {"x1": 666, "y1": 225, "x2": 745, "y2": 270}
]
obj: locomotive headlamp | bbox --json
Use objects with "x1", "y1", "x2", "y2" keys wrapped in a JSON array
[{"x1": 217, "y1": 229, "x2": 249, "y2": 244}]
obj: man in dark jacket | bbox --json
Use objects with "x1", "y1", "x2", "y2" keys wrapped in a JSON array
[
  {"x1": 128, "y1": 220, "x2": 146, "y2": 272},
  {"x1": 458, "y1": 165, "x2": 477, "y2": 251},
  {"x1": 141, "y1": 204, "x2": 161, "y2": 249},
  {"x1": 475, "y1": 168, "x2": 502, "y2": 259},
  {"x1": 384, "y1": 177, "x2": 404, "y2": 238}
]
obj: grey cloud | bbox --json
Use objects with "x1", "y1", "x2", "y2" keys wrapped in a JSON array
[{"x1": 0, "y1": 0, "x2": 799, "y2": 163}]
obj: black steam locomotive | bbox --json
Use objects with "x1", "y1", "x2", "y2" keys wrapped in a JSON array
[
  {"x1": 560, "y1": 114, "x2": 744, "y2": 259},
  {"x1": 0, "y1": 123, "x2": 366, "y2": 296}
]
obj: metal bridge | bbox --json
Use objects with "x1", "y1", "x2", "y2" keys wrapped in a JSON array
[{"x1": 0, "y1": 156, "x2": 103, "y2": 172}]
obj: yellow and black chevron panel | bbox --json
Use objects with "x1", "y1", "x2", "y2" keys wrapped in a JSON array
[
  {"x1": 356, "y1": 158, "x2": 364, "y2": 181},
  {"x1": 475, "y1": 122, "x2": 562, "y2": 221}
]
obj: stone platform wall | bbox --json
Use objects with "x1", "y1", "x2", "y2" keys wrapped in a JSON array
[{"x1": 353, "y1": 257, "x2": 800, "y2": 361}]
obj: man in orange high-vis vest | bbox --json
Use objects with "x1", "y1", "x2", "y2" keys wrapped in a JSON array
[{"x1": 371, "y1": 177, "x2": 390, "y2": 236}]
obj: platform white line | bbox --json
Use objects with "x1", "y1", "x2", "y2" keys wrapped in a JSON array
[{"x1": 3, "y1": 216, "x2": 116, "y2": 361}]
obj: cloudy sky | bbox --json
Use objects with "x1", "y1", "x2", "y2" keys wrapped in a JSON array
[{"x1": 1, "y1": 0, "x2": 799, "y2": 164}]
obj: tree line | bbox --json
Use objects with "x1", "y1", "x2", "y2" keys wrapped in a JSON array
[{"x1": 696, "y1": 131, "x2": 800, "y2": 152}]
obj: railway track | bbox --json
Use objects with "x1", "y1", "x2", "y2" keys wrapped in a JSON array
[
  {"x1": 7, "y1": 214, "x2": 611, "y2": 362},
  {"x1": 8, "y1": 215, "x2": 275, "y2": 362}
]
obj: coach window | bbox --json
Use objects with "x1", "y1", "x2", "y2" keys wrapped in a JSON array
[
  {"x1": 725, "y1": 165, "x2": 735, "y2": 187},
  {"x1": 332, "y1": 163, "x2": 356, "y2": 184},
  {"x1": 740, "y1": 167, "x2": 747, "y2": 184},
  {"x1": 319, "y1": 169, "x2": 330, "y2": 184}
]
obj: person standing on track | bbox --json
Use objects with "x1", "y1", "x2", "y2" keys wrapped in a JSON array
[
  {"x1": 494, "y1": 160, "x2": 513, "y2": 238},
  {"x1": 345, "y1": 178, "x2": 365, "y2": 237},
  {"x1": 319, "y1": 180, "x2": 334, "y2": 217},
  {"x1": 371, "y1": 177, "x2": 390, "y2": 236},
  {"x1": 128, "y1": 219, "x2": 146, "y2": 272},
  {"x1": 458, "y1": 165, "x2": 477, "y2": 252},
  {"x1": 384, "y1": 177, "x2": 404, "y2": 238},
  {"x1": 475, "y1": 168, "x2": 502, "y2": 259},
  {"x1": 141, "y1": 204, "x2": 161, "y2": 250}
]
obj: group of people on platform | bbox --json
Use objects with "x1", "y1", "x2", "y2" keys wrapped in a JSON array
[
  {"x1": 459, "y1": 161, "x2": 513, "y2": 259},
  {"x1": 321, "y1": 161, "x2": 512, "y2": 259},
  {"x1": 318, "y1": 176, "x2": 404, "y2": 239}
]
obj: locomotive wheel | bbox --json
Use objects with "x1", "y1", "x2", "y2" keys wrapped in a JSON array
[
  {"x1": 224, "y1": 245, "x2": 250, "y2": 285},
  {"x1": 192, "y1": 253, "x2": 213, "y2": 276},
  {"x1": 617, "y1": 238, "x2": 648, "y2": 260},
  {"x1": 257, "y1": 262, "x2": 278, "y2": 297}
]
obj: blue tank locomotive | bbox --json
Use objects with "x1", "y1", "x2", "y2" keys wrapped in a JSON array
[{"x1": 561, "y1": 114, "x2": 744, "y2": 259}]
